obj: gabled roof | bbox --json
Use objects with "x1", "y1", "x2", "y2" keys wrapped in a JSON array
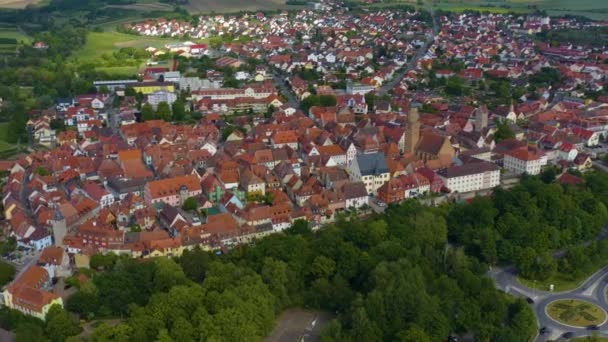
[{"x1": 355, "y1": 152, "x2": 389, "y2": 176}]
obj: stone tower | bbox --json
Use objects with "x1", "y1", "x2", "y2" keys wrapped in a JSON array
[
  {"x1": 52, "y1": 208, "x2": 66, "y2": 247},
  {"x1": 179, "y1": 185, "x2": 189, "y2": 206},
  {"x1": 405, "y1": 107, "x2": 420, "y2": 155},
  {"x1": 475, "y1": 105, "x2": 489, "y2": 132}
]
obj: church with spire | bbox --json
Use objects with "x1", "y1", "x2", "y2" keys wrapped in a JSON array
[{"x1": 405, "y1": 107, "x2": 455, "y2": 163}]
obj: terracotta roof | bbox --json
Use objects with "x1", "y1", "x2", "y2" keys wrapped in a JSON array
[
  {"x1": 505, "y1": 146, "x2": 545, "y2": 161},
  {"x1": 15, "y1": 265, "x2": 49, "y2": 289},
  {"x1": 417, "y1": 133, "x2": 447, "y2": 156},
  {"x1": 38, "y1": 247, "x2": 64, "y2": 265},
  {"x1": 118, "y1": 149, "x2": 142, "y2": 161},
  {"x1": 147, "y1": 174, "x2": 200, "y2": 199},
  {"x1": 9, "y1": 284, "x2": 59, "y2": 313}
]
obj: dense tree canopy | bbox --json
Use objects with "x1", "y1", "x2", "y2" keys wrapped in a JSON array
[
  {"x1": 54, "y1": 172, "x2": 608, "y2": 341},
  {"x1": 449, "y1": 173, "x2": 608, "y2": 282}
]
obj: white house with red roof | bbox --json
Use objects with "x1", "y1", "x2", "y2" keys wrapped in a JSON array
[
  {"x1": 558, "y1": 142, "x2": 578, "y2": 162},
  {"x1": 572, "y1": 127, "x2": 599, "y2": 147},
  {"x1": 503, "y1": 146, "x2": 547, "y2": 175}
]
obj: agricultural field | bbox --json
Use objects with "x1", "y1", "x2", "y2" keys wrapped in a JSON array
[
  {"x1": 0, "y1": 0, "x2": 42, "y2": 9},
  {"x1": 72, "y1": 31, "x2": 182, "y2": 75},
  {"x1": 0, "y1": 25, "x2": 31, "y2": 56},
  {"x1": 433, "y1": 0, "x2": 608, "y2": 20},
  {"x1": 183, "y1": 0, "x2": 301, "y2": 13}
]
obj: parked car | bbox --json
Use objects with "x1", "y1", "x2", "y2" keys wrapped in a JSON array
[
  {"x1": 447, "y1": 335, "x2": 458, "y2": 342},
  {"x1": 587, "y1": 324, "x2": 599, "y2": 330},
  {"x1": 539, "y1": 326, "x2": 548, "y2": 334},
  {"x1": 526, "y1": 297, "x2": 534, "y2": 304}
]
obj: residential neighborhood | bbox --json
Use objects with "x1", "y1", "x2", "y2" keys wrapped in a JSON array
[{"x1": 0, "y1": 3, "x2": 607, "y2": 340}]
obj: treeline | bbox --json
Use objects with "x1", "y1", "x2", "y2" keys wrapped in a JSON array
[
  {"x1": 537, "y1": 27, "x2": 608, "y2": 48},
  {"x1": 449, "y1": 171, "x2": 608, "y2": 282},
  {"x1": 54, "y1": 201, "x2": 537, "y2": 341}
]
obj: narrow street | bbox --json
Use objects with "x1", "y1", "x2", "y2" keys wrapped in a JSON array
[
  {"x1": 272, "y1": 72, "x2": 300, "y2": 109},
  {"x1": 377, "y1": 1, "x2": 439, "y2": 96}
]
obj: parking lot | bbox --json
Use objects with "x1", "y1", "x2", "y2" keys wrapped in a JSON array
[
  {"x1": 368, "y1": 196, "x2": 387, "y2": 214},
  {"x1": 3, "y1": 247, "x2": 39, "y2": 276}
]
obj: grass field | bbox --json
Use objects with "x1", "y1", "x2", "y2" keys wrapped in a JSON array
[
  {"x1": 77, "y1": 31, "x2": 180, "y2": 60},
  {"x1": 72, "y1": 31, "x2": 182, "y2": 75},
  {"x1": 518, "y1": 273, "x2": 587, "y2": 292},
  {"x1": 433, "y1": 0, "x2": 608, "y2": 20},
  {"x1": 547, "y1": 299, "x2": 606, "y2": 327}
]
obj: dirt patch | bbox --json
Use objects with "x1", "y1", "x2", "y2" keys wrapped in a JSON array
[
  {"x1": 0, "y1": 0, "x2": 41, "y2": 9},
  {"x1": 267, "y1": 309, "x2": 335, "y2": 342}
]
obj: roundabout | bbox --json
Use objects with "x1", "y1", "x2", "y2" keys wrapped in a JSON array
[
  {"x1": 546, "y1": 299, "x2": 607, "y2": 328},
  {"x1": 489, "y1": 266, "x2": 608, "y2": 341}
]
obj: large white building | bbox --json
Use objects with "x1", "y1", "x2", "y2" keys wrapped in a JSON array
[
  {"x1": 437, "y1": 160, "x2": 500, "y2": 193},
  {"x1": 504, "y1": 146, "x2": 547, "y2": 175},
  {"x1": 147, "y1": 91, "x2": 177, "y2": 108},
  {"x1": 348, "y1": 152, "x2": 390, "y2": 195},
  {"x1": 191, "y1": 83, "x2": 275, "y2": 101}
]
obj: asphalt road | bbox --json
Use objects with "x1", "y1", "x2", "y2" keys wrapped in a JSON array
[
  {"x1": 489, "y1": 266, "x2": 608, "y2": 341},
  {"x1": 272, "y1": 72, "x2": 300, "y2": 109}
]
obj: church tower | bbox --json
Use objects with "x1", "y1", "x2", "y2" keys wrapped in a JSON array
[
  {"x1": 52, "y1": 208, "x2": 66, "y2": 247},
  {"x1": 405, "y1": 107, "x2": 420, "y2": 155},
  {"x1": 475, "y1": 105, "x2": 488, "y2": 132}
]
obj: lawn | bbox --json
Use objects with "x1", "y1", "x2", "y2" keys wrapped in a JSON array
[
  {"x1": 547, "y1": 299, "x2": 607, "y2": 327},
  {"x1": 517, "y1": 272, "x2": 592, "y2": 292}
]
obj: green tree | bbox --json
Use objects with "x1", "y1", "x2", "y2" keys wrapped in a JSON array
[
  {"x1": 90, "y1": 253, "x2": 118, "y2": 270},
  {"x1": 179, "y1": 247, "x2": 211, "y2": 283},
  {"x1": 45, "y1": 304, "x2": 82, "y2": 342},
  {"x1": 153, "y1": 258, "x2": 188, "y2": 293},
  {"x1": 311, "y1": 256, "x2": 336, "y2": 279},
  {"x1": 172, "y1": 99, "x2": 186, "y2": 121},
  {"x1": 35, "y1": 166, "x2": 51, "y2": 176},
  {"x1": 156, "y1": 102, "x2": 172, "y2": 122},
  {"x1": 319, "y1": 95, "x2": 337, "y2": 107},
  {"x1": 0, "y1": 260, "x2": 15, "y2": 287},
  {"x1": 141, "y1": 103, "x2": 155, "y2": 121},
  {"x1": 301, "y1": 95, "x2": 320, "y2": 113},
  {"x1": 396, "y1": 325, "x2": 431, "y2": 342},
  {"x1": 261, "y1": 257, "x2": 290, "y2": 310},
  {"x1": 445, "y1": 76, "x2": 468, "y2": 96},
  {"x1": 493, "y1": 120, "x2": 515, "y2": 142},
  {"x1": 182, "y1": 197, "x2": 198, "y2": 211},
  {"x1": 15, "y1": 322, "x2": 48, "y2": 342},
  {"x1": 66, "y1": 290, "x2": 99, "y2": 318}
]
